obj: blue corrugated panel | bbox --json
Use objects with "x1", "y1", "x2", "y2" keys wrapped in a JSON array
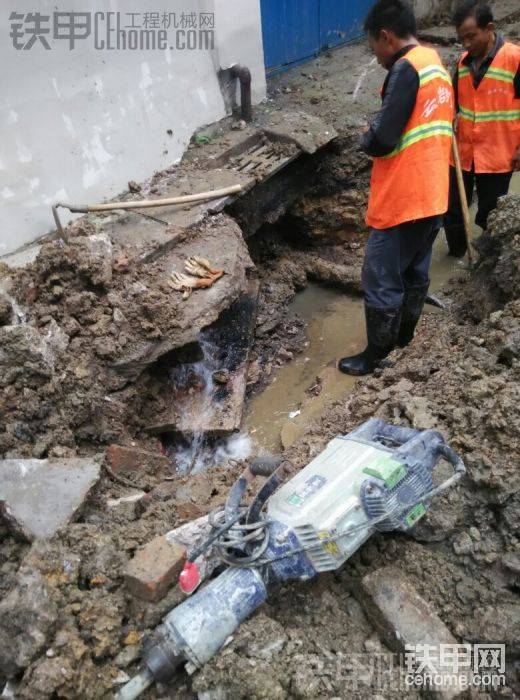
[
  {"x1": 319, "y1": 0, "x2": 374, "y2": 49},
  {"x1": 260, "y1": 0, "x2": 320, "y2": 72},
  {"x1": 261, "y1": 0, "x2": 374, "y2": 72}
]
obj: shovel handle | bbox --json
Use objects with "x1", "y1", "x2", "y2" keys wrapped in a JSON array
[{"x1": 451, "y1": 137, "x2": 475, "y2": 265}]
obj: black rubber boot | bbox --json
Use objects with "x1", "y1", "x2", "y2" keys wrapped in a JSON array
[
  {"x1": 338, "y1": 305, "x2": 401, "y2": 376},
  {"x1": 444, "y1": 225, "x2": 467, "y2": 257},
  {"x1": 398, "y1": 283, "x2": 429, "y2": 347}
]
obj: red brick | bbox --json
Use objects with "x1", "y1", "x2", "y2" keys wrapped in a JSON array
[
  {"x1": 106, "y1": 445, "x2": 170, "y2": 477},
  {"x1": 125, "y1": 535, "x2": 186, "y2": 602}
]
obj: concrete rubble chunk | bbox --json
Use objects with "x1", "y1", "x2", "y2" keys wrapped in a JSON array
[
  {"x1": 357, "y1": 566, "x2": 467, "y2": 699},
  {"x1": 0, "y1": 458, "x2": 101, "y2": 541},
  {"x1": 0, "y1": 567, "x2": 58, "y2": 677},
  {"x1": 0, "y1": 325, "x2": 55, "y2": 380},
  {"x1": 125, "y1": 535, "x2": 187, "y2": 603},
  {"x1": 75, "y1": 233, "x2": 113, "y2": 287},
  {"x1": 264, "y1": 110, "x2": 338, "y2": 154}
]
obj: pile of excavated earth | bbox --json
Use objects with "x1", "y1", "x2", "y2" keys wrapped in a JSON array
[{"x1": 1, "y1": 165, "x2": 519, "y2": 697}]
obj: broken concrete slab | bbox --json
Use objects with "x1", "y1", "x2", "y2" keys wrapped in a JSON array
[
  {"x1": 146, "y1": 279, "x2": 260, "y2": 437},
  {"x1": 0, "y1": 458, "x2": 101, "y2": 541},
  {"x1": 356, "y1": 566, "x2": 467, "y2": 699},
  {"x1": 92, "y1": 111, "x2": 336, "y2": 263},
  {"x1": 264, "y1": 111, "x2": 338, "y2": 154},
  {"x1": 0, "y1": 242, "x2": 43, "y2": 270},
  {"x1": 125, "y1": 535, "x2": 187, "y2": 602},
  {"x1": 112, "y1": 215, "x2": 254, "y2": 380}
]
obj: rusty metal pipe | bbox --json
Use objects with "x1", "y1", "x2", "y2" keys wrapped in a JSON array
[{"x1": 230, "y1": 64, "x2": 252, "y2": 122}]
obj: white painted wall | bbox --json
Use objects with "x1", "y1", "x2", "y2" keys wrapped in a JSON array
[{"x1": 0, "y1": 0, "x2": 266, "y2": 255}]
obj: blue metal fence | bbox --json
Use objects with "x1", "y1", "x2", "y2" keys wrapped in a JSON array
[{"x1": 260, "y1": 0, "x2": 374, "y2": 72}]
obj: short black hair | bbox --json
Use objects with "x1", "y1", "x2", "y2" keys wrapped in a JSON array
[
  {"x1": 363, "y1": 0, "x2": 417, "y2": 39},
  {"x1": 453, "y1": 0, "x2": 494, "y2": 29}
]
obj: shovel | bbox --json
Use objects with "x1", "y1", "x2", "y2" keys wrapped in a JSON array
[{"x1": 451, "y1": 137, "x2": 476, "y2": 268}]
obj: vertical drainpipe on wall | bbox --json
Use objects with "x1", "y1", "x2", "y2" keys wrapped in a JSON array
[{"x1": 230, "y1": 64, "x2": 253, "y2": 122}]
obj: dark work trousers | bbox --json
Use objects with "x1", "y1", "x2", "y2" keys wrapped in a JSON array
[
  {"x1": 444, "y1": 167, "x2": 513, "y2": 254},
  {"x1": 361, "y1": 215, "x2": 441, "y2": 309}
]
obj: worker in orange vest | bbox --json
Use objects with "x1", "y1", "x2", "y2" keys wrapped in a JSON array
[
  {"x1": 339, "y1": 0, "x2": 454, "y2": 376},
  {"x1": 444, "y1": 0, "x2": 520, "y2": 257}
]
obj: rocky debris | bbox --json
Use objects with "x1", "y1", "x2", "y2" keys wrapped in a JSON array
[
  {"x1": 128, "y1": 180, "x2": 141, "y2": 193},
  {"x1": 75, "y1": 234, "x2": 113, "y2": 287},
  {"x1": 105, "y1": 444, "x2": 170, "y2": 478},
  {"x1": 125, "y1": 535, "x2": 187, "y2": 602},
  {"x1": 466, "y1": 194, "x2": 520, "y2": 316},
  {"x1": 0, "y1": 566, "x2": 58, "y2": 677},
  {"x1": 0, "y1": 325, "x2": 55, "y2": 383},
  {"x1": 0, "y1": 458, "x2": 100, "y2": 540},
  {"x1": 106, "y1": 491, "x2": 146, "y2": 520},
  {"x1": 0, "y1": 296, "x2": 12, "y2": 325},
  {"x1": 357, "y1": 567, "x2": 466, "y2": 698}
]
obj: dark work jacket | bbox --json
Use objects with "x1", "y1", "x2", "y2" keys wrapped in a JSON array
[{"x1": 361, "y1": 44, "x2": 420, "y2": 157}]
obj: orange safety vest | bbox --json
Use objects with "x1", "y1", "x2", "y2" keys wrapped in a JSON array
[
  {"x1": 366, "y1": 45, "x2": 454, "y2": 230},
  {"x1": 456, "y1": 41, "x2": 520, "y2": 173}
]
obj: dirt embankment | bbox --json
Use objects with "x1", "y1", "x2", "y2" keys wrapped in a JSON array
[{"x1": 1, "y1": 191, "x2": 518, "y2": 699}]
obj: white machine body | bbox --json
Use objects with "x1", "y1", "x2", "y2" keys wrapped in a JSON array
[{"x1": 267, "y1": 437, "x2": 396, "y2": 572}]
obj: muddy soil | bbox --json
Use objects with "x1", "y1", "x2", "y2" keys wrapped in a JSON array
[
  {"x1": 191, "y1": 195, "x2": 520, "y2": 699},
  {"x1": 3, "y1": 191, "x2": 518, "y2": 700}
]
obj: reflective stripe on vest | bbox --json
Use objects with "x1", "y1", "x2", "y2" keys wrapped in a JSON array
[
  {"x1": 455, "y1": 42, "x2": 520, "y2": 173},
  {"x1": 459, "y1": 105, "x2": 520, "y2": 122},
  {"x1": 384, "y1": 119, "x2": 453, "y2": 157},
  {"x1": 418, "y1": 64, "x2": 452, "y2": 87},
  {"x1": 366, "y1": 46, "x2": 454, "y2": 230}
]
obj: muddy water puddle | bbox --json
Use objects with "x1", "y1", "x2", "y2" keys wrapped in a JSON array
[{"x1": 245, "y1": 234, "x2": 467, "y2": 453}]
